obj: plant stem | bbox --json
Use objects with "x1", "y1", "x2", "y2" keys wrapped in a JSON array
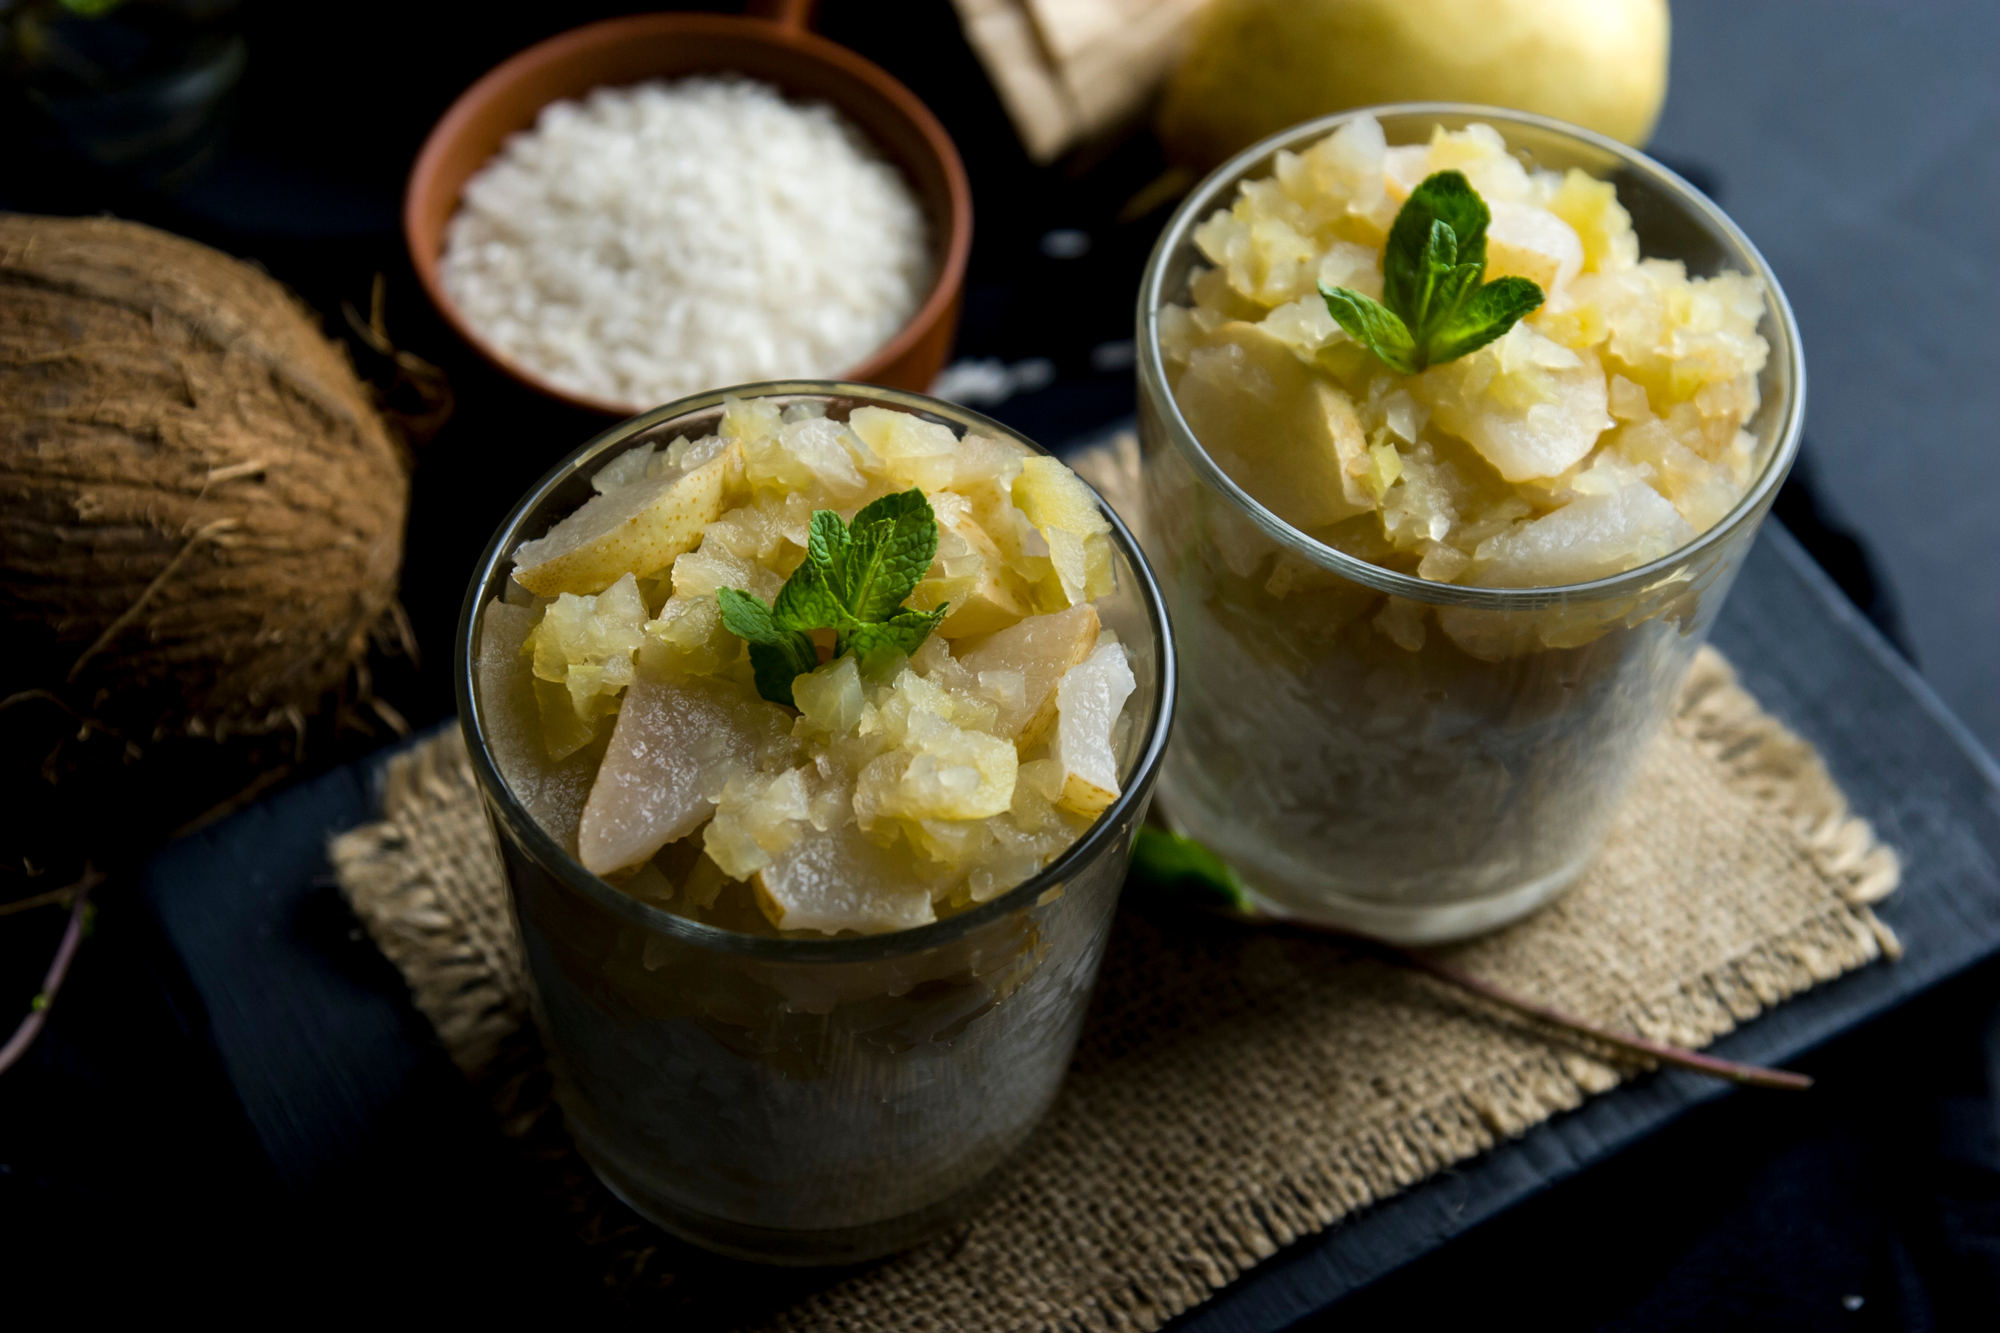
[
  {"x1": 0, "y1": 879, "x2": 93, "y2": 917},
  {"x1": 0, "y1": 868, "x2": 101, "y2": 1077},
  {"x1": 1261, "y1": 914, "x2": 1813, "y2": 1092}
]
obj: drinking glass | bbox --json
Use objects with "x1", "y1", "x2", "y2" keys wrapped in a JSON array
[
  {"x1": 456, "y1": 383, "x2": 1174, "y2": 1263},
  {"x1": 1135, "y1": 105, "x2": 1804, "y2": 944}
]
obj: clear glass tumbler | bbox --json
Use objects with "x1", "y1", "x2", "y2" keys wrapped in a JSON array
[
  {"x1": 454, "y1": 383, "x2": 1174, "y2": 1265},
  {"x1": 1136, "y1": 105, "x2": 1804, "y2": 945}
]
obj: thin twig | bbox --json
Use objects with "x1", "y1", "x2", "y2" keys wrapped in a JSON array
[
  {"x1": 1262, "y1": 915, "x2": 1813, "y2": 1092},
  {"x1": 0, "y1": 869, "x2": 101, "y2": 1076},
  {"x1": 0, "y1": 875, "x2": 97, "y2": 918}
]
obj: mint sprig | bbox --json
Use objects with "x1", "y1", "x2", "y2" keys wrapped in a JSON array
[
  {"x1": 1322, "y1": 170, "x2": 1544, "y2": 375},
  {"x1": 718, "y1": 489, "x2": 948, "y2": 707},
  {"x1": 1129, "y1": 826, "x2": 1255, "y2": 915}
]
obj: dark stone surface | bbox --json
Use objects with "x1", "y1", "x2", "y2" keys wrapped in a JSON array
[{"x1": 1650, "y1": 0, "x2": 2000, "y2": 752}]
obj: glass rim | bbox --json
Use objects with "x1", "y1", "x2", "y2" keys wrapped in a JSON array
[
  {"x1": 1135, "y1": 101, "x2": 1808, "y2": 610},
  {"x1": 453, "y1": 379, "x2": 1178, "y2": 963}
]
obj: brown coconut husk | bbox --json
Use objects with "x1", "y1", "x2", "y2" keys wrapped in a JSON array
[
  {"x1": 1, "y1": 213, "x2": 409, "y2": 741},
  {"x1": 0, "y1": 215, "x2": 414, "y2": 876}
]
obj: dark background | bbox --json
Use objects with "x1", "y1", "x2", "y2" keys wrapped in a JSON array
[{"x1": 3, "y1": 0, "x2": 1997, "y2": 1326}]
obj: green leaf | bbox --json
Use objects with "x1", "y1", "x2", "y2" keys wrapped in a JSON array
[
  {"x1": 718, "y1": 587, "x2": 819, "y2": 706},
  {"x1": 717, "y1": 487, "x2": 946, "y2": 703},
  {"x1": 1361, "y1": 169, "x2": 1545, "y2": 372},
  {"x1": 805, "y1": 507, "x2": 850, "y2": 573},
  {"x1": 1127, "y1": 827, "x2": 1257, "y2": 916},
  {"x1": 837, "y1": 489, "x2": 939, "y2": 623},
  {"x1": 1430, "y1": 260, "x2": 1484, "y2": 332},
  {"x1": 717, "y1": 586, "x2": 782, "y2": 643},
  {"x1": 1383, "y1": 170, "x2": 1489, "y2": 324},
  {"x1": 1405, "y1": 218, "x2": 1459, "y2": 334},
  {"x1": 840, "y1": 605, "x2": 949, "y2": 675},
  {"x1": 773, "y1": 511, "x2": 857, "y2": 631},
  {"x1": 745, "y1": 640, "x2": 820, "y2": 708},
  {"x1": 1321, "y1": 285, "x2": 1420, "y2": 375},
  {"x1": 1424, "y1": 276, "x2": 1546, "y2": 365}
]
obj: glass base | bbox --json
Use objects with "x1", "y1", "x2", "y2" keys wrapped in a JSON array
[
  {"x1": 1156, "y1": 785, "x2": 1591, "y2": 945},
  {"x1": 571, "y1": 1121, "x2": 1008, "y2": 1267},
  {"x1": 1235, "y1": 856, "x2": 1589, "y2": 945}
]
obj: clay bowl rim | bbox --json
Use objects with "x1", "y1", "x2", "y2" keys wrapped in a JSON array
[{"x1": 403, "y1": 11, "x2": 973, "y2": 418}]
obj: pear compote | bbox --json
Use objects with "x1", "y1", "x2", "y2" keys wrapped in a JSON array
[
  {"x1": 1162, "y1": 115, "x2": 1768, "y2": 595},
  {"x1": 480, "y1": 397, "x2": 1137, "y2": 939},
  {"x1": 1139, "y1": 108, "x2": 1800, "y2": 944}
]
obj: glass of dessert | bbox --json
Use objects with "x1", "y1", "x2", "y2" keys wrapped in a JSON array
[
  {"x1": 455, "y1": 383, "x2": 1172, "y2": 1264},
  {"x1": 1136, "y1": 105, "x2": 1803, "y2": 944}
]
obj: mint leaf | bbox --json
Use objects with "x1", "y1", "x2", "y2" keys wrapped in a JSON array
[
  {"x1": 1383, "y1": 170, "x2": 1489, "y2": 320},
  {"x1": 773, "y1": 510, "x2": 857, "y2": 631},
  {"x1": 1406, "y1": 217, "x2": 1459, "y2": 334},
  {"x1": 746, "y1": 640, "x2": 820, "y2": 710},
  {"x1": 720, "y1": 485, "x2": 948, "y2": 705},
  {"x1": 718, "y1": 587, "x2": 819, "y2": 707},
  {"x1": 841, "y1": 605, "x2": 949, "y2": 674},
  {"x1": 1321, "y1": 286, "x2": 1420, "y2": 375},
  {"x1": 1425, "y1": 275, "x2": 1544, "y2": 365},
  {"x1": 1127, "y1": 826, "x2": 1255, "y2": 915},
  {"x1": 1430, "y1": 260, "x2": 1484, "y2": 335},
  {"x1": 1334, "y1": 167, "x2": 1543, "y2": 374},
  {"x1": 837, "y1": 489, "x2": 938, "y2": 623}
]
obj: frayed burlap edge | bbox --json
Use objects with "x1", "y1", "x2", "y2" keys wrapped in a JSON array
[{"x1": 330, "y1": 732, "x2": 528, "y2": 1076}]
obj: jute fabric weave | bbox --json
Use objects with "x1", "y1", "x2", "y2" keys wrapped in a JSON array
[{"x1": 330, "y1": 644, "x2": 1899, "y2": 1330}]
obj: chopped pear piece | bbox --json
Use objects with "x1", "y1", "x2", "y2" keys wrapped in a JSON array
[
  {"x1": 1546, "y1": 168, "x2": 1639, "y2": 274},
  {"x1": 791, "y1": 655, "x2": 866, "y2": 736},
  {"x1": 513, "y1": 444, "x2": 735, "y2": 596},
  {"x1": 1172, "y1": 321, "x2": 1376, "y2": 530},
  {"x1": 847, "y1": 405, "x2": 958, "y2": 492},
  {"x1": 575, "y1": 672, "x2": 794, "y2": 876},
  {"x1": 1485, "y1": 202, "x2": 1584, "y2": 295},
  {"x1": 1012, "y1": 455, "x2": 1114, "y2": 607},
  {"x1": 1417, "y1": 324, "x2": 1611, "y2": 482},
  {"x1": 909, "y1": 497, "x2": 1030, "y2": 637},
  {"x1": 1382, "y1": 144, "x2": 1430, "y2": 202},
  {"x1": 957, "y1": 604, "x2": 1100, "y2": 747},
  {"x1": 752, "y1": 824, "x2": 940, "y2": 935},
  {"x1": 527, "y1": 573, "x2": 648, "y2": 737},
  {"x1": 1473, "y1": 476, "x2": 1694, "y2": 588},
  {"x1": 1052, "y1": 642, "x2": 1137, "y2": 817},
  {"x1": 854, "y1": 723, "x2": 1019, "y2": 825},
  {"x1": 476, "y1": 601, "x2": 603, "y2": 853}
]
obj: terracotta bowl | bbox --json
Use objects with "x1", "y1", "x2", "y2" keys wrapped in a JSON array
[{"x1": 404, "y1": 6, "x2": 972, "y2": 416}]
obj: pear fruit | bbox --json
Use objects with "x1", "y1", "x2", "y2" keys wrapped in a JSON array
[{"x1": 1159, "y1": 0, "x2": 1669, "y2": 170}]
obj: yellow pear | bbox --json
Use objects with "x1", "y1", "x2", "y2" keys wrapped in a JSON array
[
  {"x1": 1159, "y1": 0, "x2": 1669, "y2": 170},
  {"x1": 1171, "y1": 320, "x2": 1376, "y2": 531}
]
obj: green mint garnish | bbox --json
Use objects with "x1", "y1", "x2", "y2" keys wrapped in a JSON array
[
  {"x1": 1321, "y1": 169, "x2": 1544, "y2": 375},
  {"x1": 719, "y1": 488, "x2": 948, "y2": 707},
  {"x1": 1127, "y1": 826, "x2": 1256, "y2": 916}
]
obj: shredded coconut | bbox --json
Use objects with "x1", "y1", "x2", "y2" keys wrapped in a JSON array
[{"x1": 440, "y1": 77, "x2": 932, "y2": 407}]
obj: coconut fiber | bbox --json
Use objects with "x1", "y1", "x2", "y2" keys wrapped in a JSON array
[{"x1": 0, "y1": 214, "x2": 408, "y2": 745}]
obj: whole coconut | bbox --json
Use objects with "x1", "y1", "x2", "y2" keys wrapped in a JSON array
[
  {"x1": 1158, "y1": 0, "x2": 1670, "y2": 170},
  {"x1": 0, "y1": 215, "x2": 409, "y2": 748}
]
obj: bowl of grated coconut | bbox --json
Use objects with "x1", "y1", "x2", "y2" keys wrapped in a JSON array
[{"x1": 405, "y1": 1, "x2": 971, "y2": 417}]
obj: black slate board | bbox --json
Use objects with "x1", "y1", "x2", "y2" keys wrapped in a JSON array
[{"x1": 140, "y1": 523, "x2": 2000, "y2": 1328}]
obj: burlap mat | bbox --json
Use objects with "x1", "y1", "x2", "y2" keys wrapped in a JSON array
[{"x1": 330, "y1": 637, "x2": 1900, "y2": 1329}]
